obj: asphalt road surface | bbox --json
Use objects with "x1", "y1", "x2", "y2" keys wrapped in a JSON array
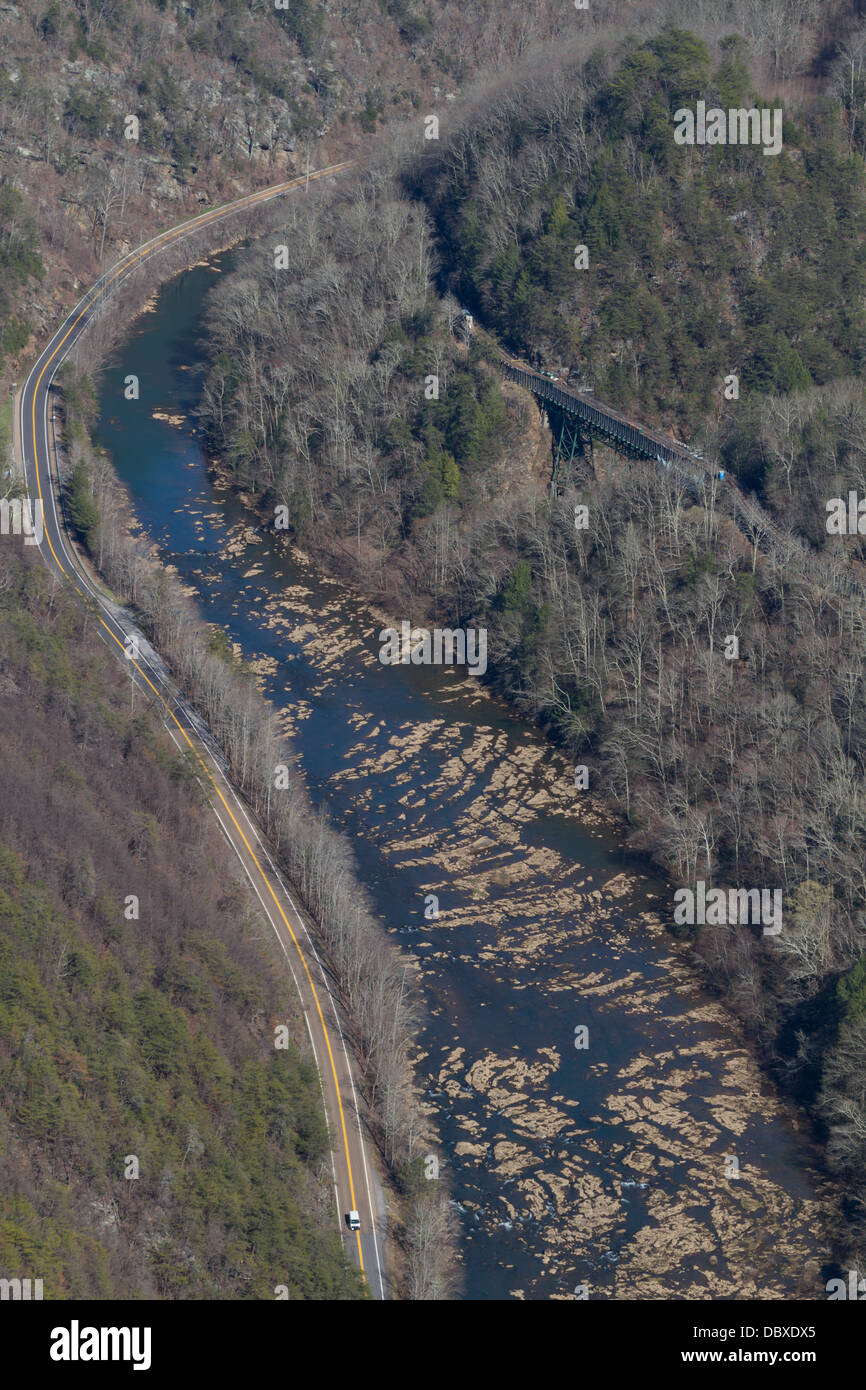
[{"x1": 14, "y1": 163, "x2": 387, "y2": 1300}]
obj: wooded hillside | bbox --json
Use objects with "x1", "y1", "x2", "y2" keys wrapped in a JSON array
[
  {"x1": 0, "y1": 543, "x2": 364, "y2": 1298},
  {"x1": 195, "y1": 13, "x2": 866, "y2": 1272}
]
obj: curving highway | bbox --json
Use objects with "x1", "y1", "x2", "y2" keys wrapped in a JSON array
[
  {"x1": 20, "y1": 160, "x2": 854, "y2": 1307},
  {"x1": 14, "y1": 162, "x2": 388, "y2": 1300}
]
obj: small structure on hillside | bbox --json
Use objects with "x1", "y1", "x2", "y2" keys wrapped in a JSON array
[{"x1": 456, "y1": 309, "x2": 474, "y2": 342}]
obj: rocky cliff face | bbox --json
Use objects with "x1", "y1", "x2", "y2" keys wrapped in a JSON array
[
  {"x1": 0, "y1": 0, "x2": 437, "y2": 371},
  {"x1": 0, "y1": 0, "x2": 720, "y2": 383}
]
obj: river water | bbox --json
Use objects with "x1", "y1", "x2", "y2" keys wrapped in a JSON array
[{"x1": 93, "y1": 255, "x2": 833, "y2": 1301}]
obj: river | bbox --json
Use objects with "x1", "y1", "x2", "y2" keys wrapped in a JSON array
[{"x1": 92, "y1": 254, "x2": 833, "y2": 1301}]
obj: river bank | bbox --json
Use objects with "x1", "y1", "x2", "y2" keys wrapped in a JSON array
[{"x1": 86, "y1": 253, "x2": 839, "y2": 1300}]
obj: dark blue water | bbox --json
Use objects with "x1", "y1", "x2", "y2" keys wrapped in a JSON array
[{"x1": 93, "y1": 257, "x2": 832, "y2": 1301}]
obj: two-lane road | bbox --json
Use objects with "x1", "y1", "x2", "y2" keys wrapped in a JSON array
[{"x1": 15, "y1": 163, "x2": 387, "y2": 1299}]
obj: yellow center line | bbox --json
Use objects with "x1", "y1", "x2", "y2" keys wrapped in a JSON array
[{"x1": 26, "y1": 166, "x2": 368, "y2": 1282}]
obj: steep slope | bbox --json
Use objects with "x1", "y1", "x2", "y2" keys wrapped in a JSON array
[
  {"x1": 415, "y1": 26, "x2": 866, "y2": 436},
  {"x1": 0, "y1": 0, "x2": 852, "y2": 386},
  {"x1": 0, "y1": 542, "x2": 364, "y2": 1298},
  {"x1": 191, "y1": 18, "x2": 866, "y2": 1269}
]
